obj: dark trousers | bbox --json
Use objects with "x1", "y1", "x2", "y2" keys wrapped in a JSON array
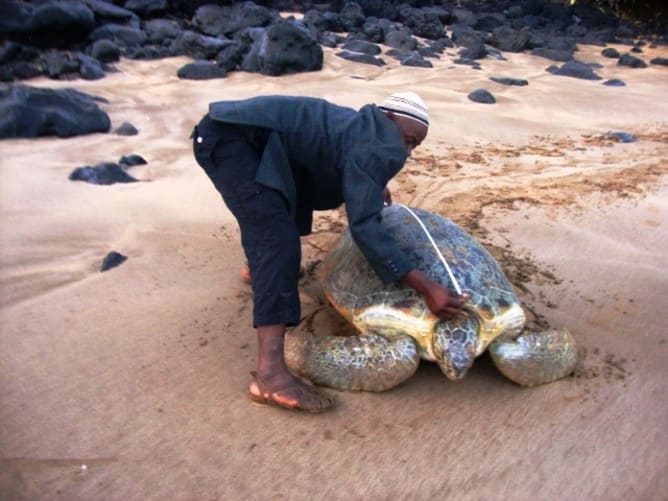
[{"x1": 192, "y1": 115, "x2": 301, "y2": 327}]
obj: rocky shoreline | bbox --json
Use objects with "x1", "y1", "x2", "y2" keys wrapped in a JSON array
[
  {"x1": 1, "y1": 0, "x2": 667, "y2": 140},
  {"x1": 2, "y1": 1, "x2": 666, "y2": 82}
]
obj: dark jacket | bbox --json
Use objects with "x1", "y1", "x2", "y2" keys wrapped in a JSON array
[{"x1": 207, "y1": 95, "x2": 413, "y2": 283}]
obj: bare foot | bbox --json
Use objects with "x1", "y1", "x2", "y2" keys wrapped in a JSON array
[
  {"x1": 248, "y1": 372, "x2": 334, "y2": 413},
  {"x1": 240, "y1": 266, "x2": 252, "y2": 284}
]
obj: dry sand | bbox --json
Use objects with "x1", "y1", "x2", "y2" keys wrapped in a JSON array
[{"x1": 1, "y1": 41, "x2": 667, "y2": 500}]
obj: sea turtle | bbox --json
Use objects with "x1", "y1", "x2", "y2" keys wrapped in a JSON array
[{"x1": 285, "y1": 204, "x2": 577, "y2": 391}]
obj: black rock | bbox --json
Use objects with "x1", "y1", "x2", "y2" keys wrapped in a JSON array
[
  {"x1": 319, "y1": 32, "x2": 342, "y2": 49},
  {"x1": 175, "y1": 30, "x2": 235, "y2": 60},
  {"x1": 9, "y1": 61, "x2": 42, "y2": 80},
  {"x1": 547, "y1": 60, "x2": 602, "y2": 80},
  {"x1": 601, "y1": 47, "x2": 620, "y2": 58},
  {"x1": 124, "y1": 0, "x2": 168, "y2": 18},
  {"x1": 490, "y1": 77, "x2": 528, "y2": 86},
  {"x1": 450, "y1": 25, "x2": 487, "y2": 48},
  {"x1": 246, "y1": 21, "x2": 323, "y2": 77},
  {"x1": 192, "y1": 2, "x2": 274, "y2": 37},
  {"x1": 399, "y1": 7, "x2": 445, "y2": 40},
  {"x1": 342, "y1": 39, "x2": 381, "y2": 55},
  {"x1": 459, "y1": 43, "x2": 487, "y2": 60},
  {"x1": 85, "y1": 0, "x2": 139, "y2": 25},
  {"x1": 650, "y1": 57, "x2": 668, "y2": 66},
  {"x1": 474, "y1": 13, "x2": 506, "y2": 33},
  {"x1": 0, "y1": 41, "x2": 38, "y2": 67},
  {"x1": 69, "y1": 162, "x2": 139, "y2": 185},
  {"x1": 215, "y1": 41, "x2": 248, "y2": 72},
  {"x1": 468, "y1": 89, "x2": 496, "y2": 104},
  {"x1": 303, "y1": 9, "x2": 342, "y2": 36},
  {"x1": 531, "y1": 47, "x2": 574, "y2": 62},
  {"x1": 384, "y1": 29, "x2": 417, "y2": 52},
  {"x1": 21, "y1": 1, "x2": 96, "y2": 48},
  {"x1": 0, "y1": 85, "x2": 110, "y2": 138},
  {"x1": 114, "y1": 122, "x2": 139, "y2": 135},
  {"x1": 490, "y1": 26, "x2": 530, "y2": 52},
  {"x1": 618, "y1": 53, "x2": 647, "y2": 68},
  {"x1": 42, "y1": 50, "x2": 81, "y2": 79},
  {"x1": 78, "y1": 54, "x2": 106, "y2": 80},
  {"x1": 177, "y1": 60, "x2": 227, "y2": 80},
  {"x1": 339, "y1": 2, "x2": 365, "y2": 32},
  {"x1": 100, "y1": 251, "x2": 127, "y2": 272},
  {"x1": 335, "y1": 50, "x2": 385, "y2": 66},
  {"x1": 144, "y1": 19, "x2": 182, "y2": 44},
  {"x1": 119, "y1": 154, "x2": 147, "y2": 166},
  {"x1": 89, "y1": 24, "x2": 148, "y2": 48},
  {"x1": 400, "y1": 52, "x2": 433, "y2": 68},
  {"x1": 603, "y1": 78, "x2": 626, "y2": 87},
  {"x1": 89, "y1": 39, "x2": 121, "y2": 63}
]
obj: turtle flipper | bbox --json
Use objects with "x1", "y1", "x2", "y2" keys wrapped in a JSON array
[
  {"x1": 489, "y1": 328, "x2": 578, "y2": 387},
  {"x1": 284, "y1": 331, "x2": 420, "y2": 392}
]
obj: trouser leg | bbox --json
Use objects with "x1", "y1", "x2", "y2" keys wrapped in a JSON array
[{"x1": 193, "y1": 118, "x2": 301, "y2": 328}]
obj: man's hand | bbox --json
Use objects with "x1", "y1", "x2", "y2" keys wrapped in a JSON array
[
  {"x1": 401, "y1": 269, "x2": 468, "y2": 320},
  {"x1": 382, "y1": 187, "x2": 392, "y2": 206}
]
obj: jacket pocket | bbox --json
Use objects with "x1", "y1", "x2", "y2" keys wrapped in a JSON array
[{"x1": 192, "y1": 127, "x2": 219, "y2": 172}]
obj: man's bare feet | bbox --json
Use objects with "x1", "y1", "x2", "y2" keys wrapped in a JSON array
[
  {"x1": 240, "y1": 264, "x2": 306, "y2": 285},
  {"x1": 248, "y1": 372, "x2": 334, "y2": 413},
  {"x1": 240, "y1": 266, "x2": 252, "y2": 284}
]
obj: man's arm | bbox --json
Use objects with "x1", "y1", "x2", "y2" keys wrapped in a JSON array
[{"x1": 401, "y1": 269, "x2": 468, "y2": 320}]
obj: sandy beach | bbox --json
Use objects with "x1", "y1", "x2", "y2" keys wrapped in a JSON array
[{"x1": 1, "y1": 39, "x2": 667, "y2": 499}]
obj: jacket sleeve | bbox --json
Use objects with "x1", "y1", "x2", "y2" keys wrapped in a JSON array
[{"x1": 341, "y1": 148, "x2": 414, "y2": 284}]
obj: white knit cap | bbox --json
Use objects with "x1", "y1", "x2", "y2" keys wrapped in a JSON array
[{"x1": 378, "y1": 91, "x2": 429, "y2": 127}]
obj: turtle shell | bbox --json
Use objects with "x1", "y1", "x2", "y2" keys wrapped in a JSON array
[{"x1": 321, "y1": 205, "x2": 526, "y2": 358}]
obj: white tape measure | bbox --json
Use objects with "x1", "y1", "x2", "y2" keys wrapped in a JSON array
[{"x1": 395, "y1": 204, "x2": 463, "y2": 295}]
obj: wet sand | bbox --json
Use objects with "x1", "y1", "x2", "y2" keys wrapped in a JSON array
[{"x1": 1, "y1": 42, "x2": 667, "y2": 499}]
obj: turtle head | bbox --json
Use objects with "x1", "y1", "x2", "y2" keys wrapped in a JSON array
[{"x1": 433, "y1": 315, "x2": 478, "y2": 381}]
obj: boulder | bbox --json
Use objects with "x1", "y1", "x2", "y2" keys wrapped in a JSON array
[
  {"x1": 399, "y1": 52, "x2": 433, "y2": 68},
  {"x1": 490, "y1": 26, "x2": 530, "y2": 52},
  {"x1": 243, "y1": 22, "x2": 323, "y2": 77},
  {"x1": 468, "y1": 89, "x2": 496, "y2": 104},
  {"x1": 69, "y1": 162, "x2": 138, "y2": 185},
  {"x1": 618, "y1": 53, "x2": 647, "y2": 68},
  {"x1": 547, "y1": 60, "x2": 602, "y2": 80},
  {"x1": 0, "y1": 85, "x2": 110, "y2": 138},
  {"x1": 602, "y1": 79, "x2": 626, "y2": 87},
  {"x1": 601, "y1": 47, "x2": 620, "y2": 58},
  {"x1": 114, "y1": 122, "x2": 139, "y2": 136},
  {"x1": 399, "y1": 7, "x2": 445, "y2": 40},
  {"x1": 490, "y1": 76, "x2": 528, "y2": 86},
  {"x1": 341, "y1": 39, "x2": 381, "y2": 55},
  {"x1": 177, "y1": 60, "x2": 227, "y2": 80},
  {"x1": 339, "y1": 2, "x2": 365, "y2": 32},
  {"x1": 192, "y1": 2, "x2": 275, "y2": 37},
  {"x1": 335, "y1": 50, "x2": 385, "y2": 66},
  {"x1": 101, "y1": 251, "x2": 127, "y2": 272},
  {"x1": 124, "y1": 0, "x2": 169, "y2": 18},
  {"x1": 384, "y1": 28, "x2": 417, "y2": 52}
]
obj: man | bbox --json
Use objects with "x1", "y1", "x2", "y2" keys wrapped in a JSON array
[{"x1": 192, "y1": 92, "x2": 467, "y2": 413}]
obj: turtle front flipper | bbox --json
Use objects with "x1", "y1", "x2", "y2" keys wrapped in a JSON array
[
  {"x1": 489, "y1": 328, "x2": 578, "y2": 387},
  {"x1": 284, "y1": 331, "x2": 420, "y2": 392}
]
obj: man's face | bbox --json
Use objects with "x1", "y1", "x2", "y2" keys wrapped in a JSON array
[{"x1": 392, "y1": 115, "x2": 428, "y2": 156}]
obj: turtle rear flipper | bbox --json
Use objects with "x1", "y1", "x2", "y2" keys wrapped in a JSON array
[
  {"x1": 285, "y1": 331, "x2": 420, "y2": 392},
  {"x1": 489, "y1": 328, "x2": 578, "y2": 387}
]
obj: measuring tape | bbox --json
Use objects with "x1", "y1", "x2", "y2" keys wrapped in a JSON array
[{"x1": 395, "y1": 204, "x2": 463, "y2": 295}]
